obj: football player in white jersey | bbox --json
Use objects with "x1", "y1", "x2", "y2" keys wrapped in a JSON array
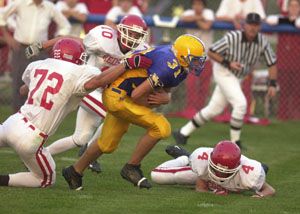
[
  {"x1": 0, "y1": 38, "x2": 152, "y2": 188},
  {"x1": 151, "y1": 141, "x2": 275, "y2": 197},
  {"x1": 25, "y1": 15, "x2": 150, "y2": 173}
]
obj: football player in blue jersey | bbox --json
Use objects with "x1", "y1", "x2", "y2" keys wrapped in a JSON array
[{"x1": 62, "y1": 34, "x2": 207, "y2": 190}]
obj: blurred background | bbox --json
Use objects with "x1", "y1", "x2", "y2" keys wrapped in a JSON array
[{"x1": 1, "y1": 0, "x2": 299, "y2": 123}]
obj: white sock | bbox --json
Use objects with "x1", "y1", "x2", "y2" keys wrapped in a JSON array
[
  {"x1": 47, "y1": 136, "x2": 77, "y2": 155},
  {"x1": 180, "y1": 121, "x2": 198, "y2": 137},
  {"x1": 230, "y1": 129, "x2": 241, "y2": 143}
]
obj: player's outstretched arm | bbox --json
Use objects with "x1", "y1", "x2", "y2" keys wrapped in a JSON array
[
  {"x1": 252, "y1": 182, "x2": 276, "y2": 198},
  {"x1": 25, "y1": 36, "x2": 83, "y2": 59},
  {"x1": 84, "y1": 63, "x2": 127, "y2": 91},
  {"x1": 85, "y1": 54, "x2": 153, "y2": 92}
]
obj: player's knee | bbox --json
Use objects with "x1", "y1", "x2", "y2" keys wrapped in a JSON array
[
  {"x1": 72, "y1": 132, "x2": 92, "y2": 147},
  {"x1": 149, "y1": 116, "x2": 171, "y2": 139},
  {"x1": 40, "y1": 171, "x2": 56, "y2": 188},
  {"x1": 233, "y1": 100, "x2": 247, "y2": 115},
  {"x1": 97, "y1": 137, "x2": 120, "y2": 153},
  {"x1": 202, "y1": 102, "x2": 224, "y2": 119}
]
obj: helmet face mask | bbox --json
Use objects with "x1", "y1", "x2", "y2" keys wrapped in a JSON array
[
  {"x1": 51, "y1": 38, "x2": 86, "y2": 65},
  {"x1": 173, "y1": 34, "x2": 207, "y2": 76},
  {"x1": 208, "y1": 141, "x2": 241, "y2": 184},
  {"x1": 182, "y1": 53, "x2": 206, "y2": 76},
  {"x1": 117, "y1": 15, "x2": 148, "y2": 50}
]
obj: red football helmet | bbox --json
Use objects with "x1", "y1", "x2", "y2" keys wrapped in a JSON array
[
  {"x1": 208, "y1": 141, "x2": 241, "y2": 184},
  {"x1": 51, "y1": 38, "x2": 87, "y2": 65},
  {"x1": 117, "y1": 15, "x2": 148, "y2": 50}
]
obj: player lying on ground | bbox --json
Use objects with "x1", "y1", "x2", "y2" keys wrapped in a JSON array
[
  {"x1": 151, "y1": 141, "x2": 275, "y2": 197},
  {"x1": 0, "y1": 38, "x2": 152, "y2": 188},
  {"x1": 61, "y1": 34, "x2": 207, "y2": 190},
  {"x1": 25, "y1": 15, "x2": 150, "y2": 173}
]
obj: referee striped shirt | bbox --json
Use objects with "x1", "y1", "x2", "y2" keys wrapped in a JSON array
[{"x1": 209, "y1": 30, "x2": 277, "y2": 78}]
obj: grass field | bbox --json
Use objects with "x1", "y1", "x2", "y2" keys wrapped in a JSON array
[{"x1": 0, "y1": 105, "x2": 300, "y2": 214}]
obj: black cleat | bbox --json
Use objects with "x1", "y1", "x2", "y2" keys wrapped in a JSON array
[
  {"x1": 261, "y1": 163, "x2": 269, "y2": 175},
  {"x1": 165, "y1": 145, "x2": 191, "y2": 159},
  {"x1": 172, "y1": 129, "x2": 189, "y2": 145},
  {"x1": 88, "y1": 161, "x2": 102, "y2": 174},
  {"x1": 120, "y1": 163, "x2": 152, "y2": 189},
  {"x1": 62, "y1": 166, "x2": 83, "y2": 190},
  {"x1": 79, "y1": 144, "x2": 102, "y2": 173}
]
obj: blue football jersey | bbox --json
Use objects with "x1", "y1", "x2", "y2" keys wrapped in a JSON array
[{"x1": 112, "y1": 45, "x2": 188, "y2": 96}]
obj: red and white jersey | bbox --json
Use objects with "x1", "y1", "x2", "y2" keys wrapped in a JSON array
[
  {"x1": 83, "y1": 25, "x2": 149, "y2": 70},
  {"x1": 21, "y1": 58, "x2": 100, "y2": 136},
  {"x1": 189, "y1": 147, "x2": 265, "y2": 192},
  {"x1": 79, "y1": 25, "x2": 149, "y2": 117}
]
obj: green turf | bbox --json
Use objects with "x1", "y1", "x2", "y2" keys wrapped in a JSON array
[{"x1": 0, "y1": 106, "x2": 300, "y2": 214}]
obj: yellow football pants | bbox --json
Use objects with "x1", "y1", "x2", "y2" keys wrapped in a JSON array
[{"x1": 97, "y1": 87, "x2": 171, "y2": 153}]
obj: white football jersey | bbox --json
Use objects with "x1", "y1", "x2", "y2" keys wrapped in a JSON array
[
  {"x1": 189, "y1": 147, "x2": 265, "y2": 192},
  {"x1": 83, "y1": 25, "x2": 150, "y2": 69},
  {"x1": 21, "y1": 58, "x2": 100, "y2": 136}
]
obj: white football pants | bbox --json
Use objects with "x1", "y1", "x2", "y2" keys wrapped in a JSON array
[
  {"x1": 0, "y1": 113, "x2": 55, "y2": 188},
  {"x1": 48, "y1": 89, "x2": 106, "y2": 155},
  {"x1": 151, "y1": 156, "x2": 198, "y2": 185}
]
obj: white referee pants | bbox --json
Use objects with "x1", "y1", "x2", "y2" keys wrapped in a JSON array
[
  {"x1": 201, "y1": 63, "x2": 247, "y2": 123},
  {"x1": 0, "y1": 113, "x2": 55, "y2": 188}
]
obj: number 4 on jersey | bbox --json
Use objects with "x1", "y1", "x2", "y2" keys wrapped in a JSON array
[
  {"x1": 242, "y1": 165, "x2": 254, "y2": 174},
  {"x1": 198, "y1": 152, "x2": 208, "y2": 160}
]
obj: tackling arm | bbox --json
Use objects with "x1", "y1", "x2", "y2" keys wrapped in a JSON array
[
  {"x1": 84, "y1": 63, "x2": 127, "y2": 91},
  {"x1": 25, "y1": 36, "x2": 83, "y2": 59}
]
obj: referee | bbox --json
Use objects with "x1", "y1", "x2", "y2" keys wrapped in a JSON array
[{"x1": 173, "y1": 13, "x2": 277, "y2": 149}]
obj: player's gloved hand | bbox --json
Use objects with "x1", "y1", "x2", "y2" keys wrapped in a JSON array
[
  {"x1": 25, "y1": 42, "x2": 43, "y2": 59},
  {"x1": 123, "y1": 54, "x2": 152, "y2": 70}
]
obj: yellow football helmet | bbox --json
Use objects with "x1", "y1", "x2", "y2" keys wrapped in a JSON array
[{"x1": 172, "y1": 34, "x2": 206, "y2": 76}]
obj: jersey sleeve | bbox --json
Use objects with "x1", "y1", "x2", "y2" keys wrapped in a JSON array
[
  {"x1": 209, "y1": 33, "x2": 229, "y2": 55},
  {"x1": 73, "y1": 66, "x2": 101, "y2": 96},
  {"x1": 83, "y1": 25, "x2": 117, "y2": 56},
  {"x1": 239, "y1": 156, "x2": 266, "y2": 191},
  {"x1": 189, "y1": 148, "x2": 212, "y2": 177},
  {"x1": 83, "y1": 26, "x2": 105, "y2": 55},
  {"x1": 22, "y1": 61, "x2": 41, "y2": 86},
  {"x1": 147, "y1": 56, "x2": 171, "y2": 89},
  {"x1": 146, "y1": 46, "x2": 183, "y2": 89},
  {"x1": 263, "y1": 41, "x2": 277, "y2": 67},
  {"x1": 22, "y1": 65, "x2": 32, "y2": 86}
]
